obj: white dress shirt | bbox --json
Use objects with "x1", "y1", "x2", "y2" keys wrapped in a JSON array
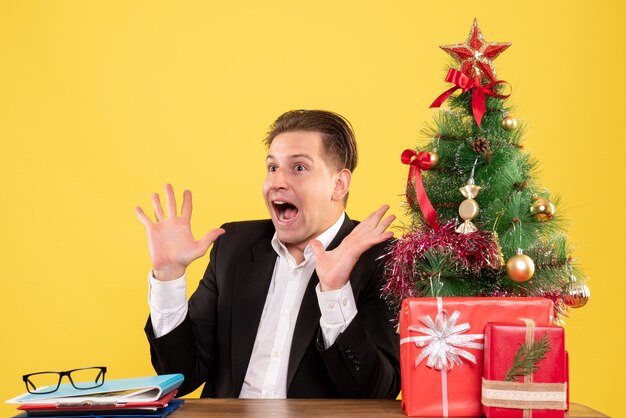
[{"x1": 148, "y1": 212, "x2": 358, "y2": 398}]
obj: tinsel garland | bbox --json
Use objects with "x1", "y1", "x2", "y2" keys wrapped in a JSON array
[
  {"x1": 382, "y1": 221, "x2": 502, "y2": 305},
  {"x1": 541, "y1": 292, "x2": 569, "y2": 324}
]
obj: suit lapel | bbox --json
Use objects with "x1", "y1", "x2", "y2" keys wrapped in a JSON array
[
  {"x1": 286, "y1": 215, "x2": 356, "y2": 389},
  {"x1": 231, "y1": 239, "x2": 277, "y2": 396}
]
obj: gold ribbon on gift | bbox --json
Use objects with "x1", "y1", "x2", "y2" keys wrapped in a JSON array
[
  {"x1": 481, "y1": 319, "x2": 567, "y2": 417},
  {"x1": 481, "y1": 379, "x2": 567, "y2": 411}
]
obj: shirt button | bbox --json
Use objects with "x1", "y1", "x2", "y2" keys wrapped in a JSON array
[
  {"x1": 282, "y1": 310, "x2": 289, "y2": 316},
  {"x1": 273, "y1": 351, "x2": 282, "y2": 358},
  {"x1": 327, "y1": 302, "x2": 335, "y2": 309},
  {"x1": 342, "y1": 298, "x2": 349, "y2": 307},
  {"x1": 264, "y1": 391, "x2": 273, "y2": 398}
]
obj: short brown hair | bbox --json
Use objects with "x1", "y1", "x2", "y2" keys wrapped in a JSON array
[{"x1": 264, "y1": 110, "x2": 358, "y2": 172}]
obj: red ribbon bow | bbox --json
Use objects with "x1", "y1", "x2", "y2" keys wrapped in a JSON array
[
  {"x1": 401, "y1": 149, "x2": 439, "y2": 231},
  {"x1": 430, "y1": 68, "x2": 511, "y2": 128}
]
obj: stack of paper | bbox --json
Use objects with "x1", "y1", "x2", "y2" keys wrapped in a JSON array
[{"x1": 6, "y1": 374, "x2": 184, "y2": 418}]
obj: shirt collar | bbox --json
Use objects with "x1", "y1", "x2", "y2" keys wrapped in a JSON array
[{"x1": 271, "y1": 212, "x2": 346, "y2": 266}]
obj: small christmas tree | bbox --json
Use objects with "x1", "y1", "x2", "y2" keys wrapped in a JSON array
[{"x1": 383, "y1": 19, "x2": 589, "y2": 321}]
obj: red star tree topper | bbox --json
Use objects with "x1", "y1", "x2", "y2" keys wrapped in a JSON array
[{"x1": 440, "y1": 18, "x2": 511, "y2": 83}]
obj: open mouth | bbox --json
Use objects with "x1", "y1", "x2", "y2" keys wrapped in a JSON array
[{"x1": 272, "y1": 200, "x2": 299, "y2": 223}]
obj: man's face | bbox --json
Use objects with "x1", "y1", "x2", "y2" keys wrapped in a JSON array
[{"x1": 263, "y1": 130, "x2": 346, "y2": 251}]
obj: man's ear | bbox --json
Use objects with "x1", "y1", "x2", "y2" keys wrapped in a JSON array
[{"x1": 332, "y1": 169, "x2": 352, "y2": 202}]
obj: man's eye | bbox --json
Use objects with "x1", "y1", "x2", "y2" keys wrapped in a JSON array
[
  {"x1": 295, "y1": 164, "x2": 305, "y2": 172},
  {"x1": 268, "y1": 165, "x2": 277, "y2": 172}
]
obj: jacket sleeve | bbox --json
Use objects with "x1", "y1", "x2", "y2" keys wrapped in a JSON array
[
  {"x1": 316, "y1": 244, "x2": 401, "y2": 399},
  {"x1": 144, "y1": 229, "x2": 223, "y2": 397}
]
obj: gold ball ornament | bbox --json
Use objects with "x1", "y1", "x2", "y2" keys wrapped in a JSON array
[
  {"x1": 501, "y1": 115, "x2": 518, "y2": 131},
  {"x1": 429, "y1": 149, "x2": 440, "y2": 169},
  {"x1": 563, "y1": 280, "x2": 590, "y2": 309},
  {"x1": 530, "y1": 196, "x2": 556, "y2": 222},
  {"x1": 506, "y1": 250, "x2": 535, "y2": 282}
]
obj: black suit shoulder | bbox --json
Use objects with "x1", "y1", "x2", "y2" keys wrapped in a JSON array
[
  {"x1": 216, "y1": 219, "x2": 274, "y2": 250},
  {"x1": 220, "y1": 218, "x2": 274, "y2": 233},
  {"x1": 207, "y1": 219, "x2": 276, "y2": 266}
]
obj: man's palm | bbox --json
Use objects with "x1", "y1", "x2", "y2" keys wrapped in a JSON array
[
  {"x1": 135, "y1": 184, "x2": 224, "y2": 281},
  {"x1": 312, "y1": 205, "x2": 394, "y2": 291}
]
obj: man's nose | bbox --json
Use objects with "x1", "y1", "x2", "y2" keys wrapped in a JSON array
[{"x1": 269, "y1": 168, "x2": 288, "y2": 189}]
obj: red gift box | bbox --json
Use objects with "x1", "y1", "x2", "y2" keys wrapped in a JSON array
[
  {"x1": 482, "y1": 321, "x2": 567, "y2": 418},
  {"x1": 400, "y1": 297, "x2": 554, "y2": 417}
]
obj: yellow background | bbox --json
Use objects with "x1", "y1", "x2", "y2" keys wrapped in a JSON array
[{"x1": 1, "y1": 1, "x2": 623, "y2": 416}]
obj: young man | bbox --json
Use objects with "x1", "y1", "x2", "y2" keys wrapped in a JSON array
[{"x1": 135, "y1": 110, "x2": 400, "y2": 399}]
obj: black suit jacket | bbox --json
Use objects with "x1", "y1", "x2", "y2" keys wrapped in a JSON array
[{"x1": 145, "y1": 215, "x2": 400, "y2": 398}]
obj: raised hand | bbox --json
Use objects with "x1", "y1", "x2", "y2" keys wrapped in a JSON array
[
  {"x1": 311, "y1": 205, "x2": 395, "y2": 292},
  {"x1": 135, "y1": 184, "x2": 225, "y2": 281}
]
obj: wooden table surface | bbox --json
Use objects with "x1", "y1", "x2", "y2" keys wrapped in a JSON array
[{"x1": 172, "y1": 399, "x2": 609, "y2": 417}]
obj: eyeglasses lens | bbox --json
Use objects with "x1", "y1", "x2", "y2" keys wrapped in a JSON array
[
  {"x1": 70, "y1": 368, "x2": 106, "y2": 389},
  {"x1": 25, "y1": 373, "x2": 60, "y2": 394}
]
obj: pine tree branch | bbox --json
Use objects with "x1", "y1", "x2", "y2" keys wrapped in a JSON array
[{"x1": 504, "y1": 332, "x2": 551, "y2": 382}]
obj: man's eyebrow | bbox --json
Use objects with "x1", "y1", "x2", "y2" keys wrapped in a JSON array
[{"x1": 266, "y1": 153, "x2": 314, "y2": 161}]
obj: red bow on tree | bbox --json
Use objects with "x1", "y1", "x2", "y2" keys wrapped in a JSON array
[
  {"x1": 430, "y1": 68, "x2": 510, "y2": 128},
  {"x1": 401, "y1": 149, "x2": 439, "y2": 231}
]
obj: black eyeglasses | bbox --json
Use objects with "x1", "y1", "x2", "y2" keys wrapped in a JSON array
[{"x1": 22, "y1": 367, "x2": 107, "y2": 394}]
